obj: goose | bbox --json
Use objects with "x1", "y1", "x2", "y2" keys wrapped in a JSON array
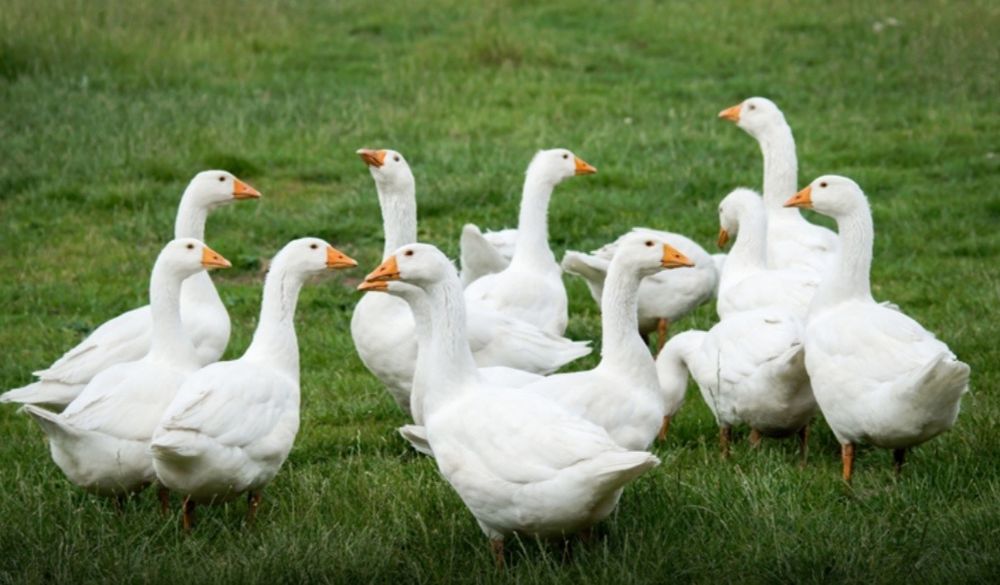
[
  {"x1": 150, "y1": 238, "x2": 357, "y2": 528},
  {"x1": 21, "y1": 239, "x2": 231, "y2": 504},
  {"x1": 524, "y1": 233, "x2": 695, "y2": 449},
  {"x1": 561, "y1": 228, "x2": 717, "y2": 352},
  {"x1": 458, "y1": 226, "x2": 516, "y2": 286},
  {"x1": 719, "y1": 97, "x2": 837, "y2": 273},
  {"x1": 784, "y1": 176, "x2": 969, "y2": 481},
  {"x1": 657, "y1": 308, "x2": 815, "y2": 460},
  {"x1": 716, "y1": 188, "x2": 820, "y2": 319},
  {"x1": 2, "y1": 171, "x2": 260, "y2": 410},
  {"x1": 462, "y1": 149, "x2": 597, "y2": 336},
  {"x1": 359, "y1": 279, "x2": 541, "y2": 426},
  {"x1": 350, "y1": 149, "x2": 590, "y2": 415},
  {"x1": 361, "y1": 243, "x2": 658, "y2": 567}
]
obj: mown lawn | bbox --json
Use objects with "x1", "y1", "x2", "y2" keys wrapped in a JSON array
[{"x1": 1, "y1": 1, "x2": 998, "y2": 583}]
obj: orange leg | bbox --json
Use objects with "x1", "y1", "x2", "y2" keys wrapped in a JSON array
[
  {"x1": 720, "y1": 426, "x2": 732, "y2": 458},
  {"x1": 182, "y1": 496, "x2": 196, "y2": 532},
  {"x1": 842, "y1": 443, "x2": 855, "y2": 483},
  {"x1": 655, "y1": 318, "x2": 670, "y2": 356},
  {"x1": 798, "y1": 425, "x2": 810, "y2": 468},
  {"x1": 247, "y1": 491, "x2": 262, "y2": 524},
  {"x1": 657, "y1": 415, "x2": 672, "y2": 442},
  {"x1": 158, "y1": 487, "x2": 170, "y2": 517},
  {"x1": 749, "y1": 428, "x2": 762, "y2": 448},
  {"x1": 893, "y1": 448, "x2": 906, "y2": 475},
  {"x1": 490, "y1": 539, "x2": 505, "y2": 570}
]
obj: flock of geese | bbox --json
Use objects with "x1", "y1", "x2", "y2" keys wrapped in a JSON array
[{"x1": 2, "y1": 97, "x2": 970, "y2": 565}]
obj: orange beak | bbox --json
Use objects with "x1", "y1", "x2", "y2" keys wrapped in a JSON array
[
  {"x1": 326, "y1": 246, "x2": 358, "y2": 269},
  {"x1": 364, "y1": 255, "x2": 401, "y2": 284},
  {"x1": 784, "y1": 186, "x2": 813, "y2": 209},
  {"x1": 201, "y1": 246, "x2": 232, "y2": 269},
  {"x1": 357, "y1": 279, "x2": 389, "y2": 292},
  {"x1": 662, "y1": 244, "x2": 694, "y2": 268},
  {"x1": 357, "y1": 149, "x2": 387, "y2": 168},
  {"x1": 718, "y1": 104, "x2": 742, "y2": 123},
  {"x1": 717, "y1": 227, "x2": 730, "y2": 249},
  {"x1": 574, "y1": 157, "x2": 597, "y2": 175},
  {"x1": 232, "y1": 178, "x2": 261, "y2": 200}
]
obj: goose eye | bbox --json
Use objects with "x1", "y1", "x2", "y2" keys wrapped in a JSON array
[
  {"x1": 820, "y1": 182, "x2": 828, "y2": 188},
  {"x1": 404, "y1": 250, "x2": 414, "y2": 257},
  {"x1": 645, "y1": 241, "x2": 654, "y2": 247},
  {"x1": 562, "y1": 154, "x2": 569, "y2": 159},
  {"x1": 310, "y1": 243, "x2": 318, "y2": 250},
  {"x1": 218, "y1": 176, "x2": 225, "y2": 182},
  {"x1": 748, "y1": 104, "x2": 756, "y2": 110},
  {"x1": 393, "y1": 155, "x2": 400, "y2": 162},
  {"x1": 186, "y1": 243, "x2": 194, "y2": 250}
]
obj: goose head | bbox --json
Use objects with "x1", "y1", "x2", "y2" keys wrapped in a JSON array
[
  {"x1": 526, "y1": 148, "x2": 597, "y2": 185},
  {"x1": 159, "y1": 237, "x2": 232, "y2": 279},
  {"x1": 273, "y1": 237, "x2": 358, "y2": 277},
  {"x1": 361, "y1": 243, "x2": 455, "y2": 290},
  {"x1": 357, "y1": 148, "x2": 415, "y2": 192},
  {"x1": 718, "y1": 97, "x2": 786, "y2": 139},
  {"x1": 185, "y1": 170, "x2": 262, "y2": 210},
  {"x1": 716, "y1": 188, "x2": 763, "y2": 248},
  {"x1": 613, "y1": 232, "x2": 695, "y2": 278},
  {"x1": 784, "y1": 175, "x2": 865, "y2": 219}
]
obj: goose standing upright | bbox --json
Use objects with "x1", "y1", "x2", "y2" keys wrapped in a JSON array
[
  {"x1": 462, "y1": 149, "x2": 597, "y2": 336},
  {"x1": 361, "y1": 244, "x2": 658, "y2": 567},
  {"x1": 719, "y1": 97, "x2": 837, "y2": 273},
  {"x1": 525, "y1": 233, "x2": 695, "y2": 449},
  {"x1": 784, "y1": 176, "x2": 969, "y2": 481},
  {"x1": 151, "y1": 239, "x2": 357, "y2": 528},
  {"x1": 21, "y1": 239, "x2": 231, "y2": 501},
  {"x1": 716, "y1": 188, "x2": 820, "y2": 319},
  {"x1": 2, "y1": 171, "x2": 260, "y2": 410},
  {"x1": 350, "y1": 149, "x2": 590, "y2": 416}
]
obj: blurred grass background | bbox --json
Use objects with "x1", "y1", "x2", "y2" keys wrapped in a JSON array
[{"x1": 1, "y1": 1, "x2": 998, "y2": 583}]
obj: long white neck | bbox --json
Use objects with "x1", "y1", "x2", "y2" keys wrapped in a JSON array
[
  {"x1": 759, "y1": 122, "x2": 803, "y2": 220},
  {"x1": 147, "y1": 265, "x2": 200, "y2": 366},
  {"x1": 511, "y1": 173, "x2": 557, "y2": 269},
  {"x1": 810, "y1": 203, "x2": 874, "y2": 313},
  {"x1": 599, "y1": 260, "x2": 653, "y2": 372},
  {"x1": 174, "y1": 191, "x2": 221, "y2": 303},
  {"x1": 658, "y1": 331, "x2": 701, "y2": 411},
  {"x1": 719, "y1": 203, "x2": 768, "y2": 293},
  {"x1": 397, "y1": 290, "x2": 433, "y2": 425},
  {"x1": 376, "y1": 178, "x2": 417, "y2": 258},
  {"x1": 242, "y1": 260, "x2": 304, "y2": 380},
  {"x1": 421, "y1": 275, "x2": 479, "y2": 417}
]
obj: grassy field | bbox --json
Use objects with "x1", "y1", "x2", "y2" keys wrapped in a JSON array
[{"x1": 2, "y1": 0, "x2": 999, "y2": 582}]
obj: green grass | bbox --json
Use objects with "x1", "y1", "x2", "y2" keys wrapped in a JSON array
[{"x1": 2, "y1": 0, "x2": 999, "y2": 583}]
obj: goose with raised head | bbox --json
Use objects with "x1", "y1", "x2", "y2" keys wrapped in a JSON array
[
  {"x1": 362, "y1": 244, "x2": 658, "y2": 567},
  {"x1": 561, "y1": 228, "x2": 717, "y2": 352},
  {"x1": 462, "y1": 148, "x2": 597, "y2": 336},
  {"x1": 716, "y1": 188, "x2": 820, "y2": 319},
  {"x1": 21, "y1": 239, "x2": 231, "y2": 502},
  {"x1": 784, "y1": 176, "x2": 969, "y2": 482},
  {"x1": 150, "y1": 238, "x2": 357, "y2": 528},
  {"x1": 350, "y1": 149, "x2": 590, "y2": 415},
  {"x1": 657, "y1": 308, "x2": 815, "y2": 459},
  {"x1": 719, "y1": 97, "x2": 837, "y2": 273},
  {"x1": 526, "y1": 233, "x2": 695, "y2": 449},
  {"x1": 2, "y1": 171, "x2": 260, "y2": 410}
]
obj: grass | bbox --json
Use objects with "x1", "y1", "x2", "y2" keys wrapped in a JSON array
[{"x1": 1, "y1": 0, "x2": 999, "y2": 582}]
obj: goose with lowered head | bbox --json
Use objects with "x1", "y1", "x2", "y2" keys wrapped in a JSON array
[
  {"x1": 2, "y1": 171, "x2": 260, "y2": 410},
  {"x1": 719, "y1": 97, "x2": 837, "y2": 274},
  {"x1": 362, "y1": 243, "x2": 658, "y2": 567},
  {"x1": 21, "y1": 239, "x2": 231, "y2": 502},
  {"x1": 716, "y1": 188, "x2": 820, "y2": 319},
  {"x1": 462, "y1": 148, "x2": 597, "y2": 336},
  {"x1": 784, "y1": 176, "x2": 969, "y2": 482},
  {"x1": 151, "y1": 238, "x2": 357, "y2": 528},
  {"x1": 350, "y1": 149, "x2": 590, "y2": 416},
  {"x1": 525, "y1": 233, "x2": 695, "y2": 450}
]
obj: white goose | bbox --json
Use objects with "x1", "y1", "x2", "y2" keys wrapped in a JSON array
[
  {"x1": 561, "y1": 228, "x2": 717, "y2": 351},
  {"x1": 350, "y1": 149, "x2": 590, "y2": 415},
  {"x1": 719, "y1": 97, "x2": 837, "y2": 273},
  {"x1": 526, "y1": 233, "x2": 695, "y2": 449},
  {"x1": 362, "y1": 244, "x2": 658, "y2": 566},
  {"x1": 150, "y1": 239, "x2": 357, "y2": 528},
  {"x1": 21, "y1": 239, "x2": 231, "y2": 502},
  {"x1": 657, "y1": 308, "x2": 815, "y2": 459},
  {"x1": 462, "y1": 149, "x2": 597, "y2": 336},
  {"x1": 2, "y1": 171, "x2": 259, "y2": 409},
  {"x1": 716, "y1": 188, "x2": 820, "y2": 319},
  {"x1": 785, "y1": 176, "x2": 969, "y2": 481}
]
